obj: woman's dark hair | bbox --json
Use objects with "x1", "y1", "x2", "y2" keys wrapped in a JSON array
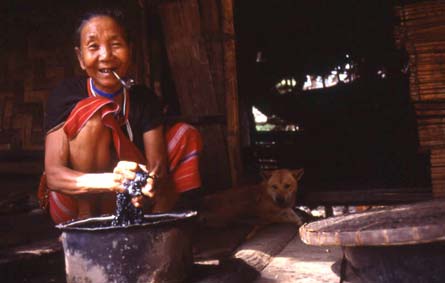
[{"x1": 74, "y1": 8, "x2": 133, "y2": 47}]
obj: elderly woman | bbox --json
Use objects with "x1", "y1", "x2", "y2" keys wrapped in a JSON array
[{"x1": 39, "y1": 8, "x2": 202, "y2": 224}]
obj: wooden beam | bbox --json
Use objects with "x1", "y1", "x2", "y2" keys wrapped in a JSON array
[
  {"x1": 139, "y1": 0, "x2": 153, "y2": 88},
  {"x1": 222, "y1": 0, "x2": 242, "y2": 186},
  {"x1": 158, "y1": 0, "x2": 232, "y2": 190},
  {"x1": 234, "y1": 224, "x2": 298, "y2": 271}
]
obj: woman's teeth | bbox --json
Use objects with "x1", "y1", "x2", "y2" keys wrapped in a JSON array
[{"x1": 99, "y1": 69, "x2": 114, "y2": 73}]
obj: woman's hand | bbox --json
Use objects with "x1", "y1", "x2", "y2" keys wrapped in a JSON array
[
  {"x1": 113, "y1": 161, "x2": 158, "y2": 207},
  {"x1": 112, "y1": 160, "x2": 138, "y2": 187}
]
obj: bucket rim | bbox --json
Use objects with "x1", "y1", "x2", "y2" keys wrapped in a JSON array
[{"x1": 55, "y1": 210, "x2": 197, "y2": 232}]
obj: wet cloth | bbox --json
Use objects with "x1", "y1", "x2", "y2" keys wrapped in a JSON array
[{"x1": 39, "y1": 96, "x2": 202, "y2": 224}]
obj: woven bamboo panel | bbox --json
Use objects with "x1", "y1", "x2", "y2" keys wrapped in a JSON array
[
  {"x1": 396, "y1": 1, "x2": 445, "y2": 196},
  {"x1": 430, "y1": 148, "x2": 445, "y2": 197},
  {"x1": 396, "y1": 6, "x2": 445, "y2": 102},
  {"x1": 300, "y1": 199, "x2": 445, "y2": 246}
]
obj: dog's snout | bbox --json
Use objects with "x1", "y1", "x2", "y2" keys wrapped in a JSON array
[{"x1": 276, "y1": 196, "x2": 287, "y2": 207}]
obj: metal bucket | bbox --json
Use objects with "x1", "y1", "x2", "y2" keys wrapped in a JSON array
[{"x1": 56, "y1": 211, "x2": 197, "y2": 283}]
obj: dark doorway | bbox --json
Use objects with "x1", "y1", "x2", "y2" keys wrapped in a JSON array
[{"x1": 235, "y1": 0, "x2": 431, "y2": 192}]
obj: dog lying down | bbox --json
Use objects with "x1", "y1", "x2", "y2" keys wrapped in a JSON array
[{"x1": 199, "y1": 169, "x2": 305, "y2": 227}]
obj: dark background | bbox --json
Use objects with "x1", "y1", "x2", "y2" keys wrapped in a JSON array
[{"x1": 234, "y1": 0, "x2": 430, "y2": 190}]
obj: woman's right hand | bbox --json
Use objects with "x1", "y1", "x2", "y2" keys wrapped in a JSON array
[
  {"x1": 112, "y1": 161, "x2": 157, "y2": 207},
  {"x1": 112, "y1": 160, "x2": 139, "y2": 191}
]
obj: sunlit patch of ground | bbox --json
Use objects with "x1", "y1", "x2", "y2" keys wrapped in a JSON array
[{"x1": 256, "y1": 236, "x2": 342, "y2": 283}]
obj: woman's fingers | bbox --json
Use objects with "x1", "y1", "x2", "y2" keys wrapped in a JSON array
[
  {"x1": 113, "y1": 162, "x2": 137, "y2": 180},
  {"x1": 131, "y1": 195, "x2": 155, "y2": 209},
  {"x1": 112, "y1": 161, "x2": 157, "y2": 198},
  {"x1": 116, "y1": 160, "x2": 139, "y2": 170},
  {"x1": 113, "y1": 161, "x2": 150, "y2": 179},
  {"x1": 138, "y1": 164, "x2": 148, "y2": 173},
  {"x1": 107, "y1": 174, "x2": 125, "y2": 192},
  {"x1": 142, "y1": 177, "x2": 155, "y2": 198},
  {"x1": 131, "y1": 196, "x2": 143, "y2": 207}
]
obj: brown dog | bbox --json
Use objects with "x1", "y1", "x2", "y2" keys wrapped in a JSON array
[{"x1": 199, "y1": 169, "x2": 305, "y2": 227}]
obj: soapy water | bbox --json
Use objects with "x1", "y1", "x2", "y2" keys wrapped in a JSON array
[{"x1": 112, "y1": 171, "x2": 149, "y2": 226}]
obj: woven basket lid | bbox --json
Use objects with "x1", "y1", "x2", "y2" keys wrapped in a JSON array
[{"x1": 300, "y1": 199, "x2": 445, "y2": 246}]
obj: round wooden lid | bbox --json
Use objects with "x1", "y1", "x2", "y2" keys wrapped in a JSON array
[{"x1": 299, "y1": 199, "x2": 445, "y2": 246}]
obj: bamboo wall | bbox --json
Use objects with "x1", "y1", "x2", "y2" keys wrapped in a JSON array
[
  {"x1": 0, "y1": 3, "x2": 77, "y2": 174},
  {"x1": 0, "y1": 1, "x2": 147, "y2": 175},
  {"x1": 396, "y1": 0, "x2": 445, "y2": 197}
]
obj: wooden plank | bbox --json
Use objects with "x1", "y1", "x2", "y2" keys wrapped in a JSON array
[
  {"x1": 221, "y1": 0, "x2": 242, "y2": 185},
  {"x1": 198, "y1": 0, "x2": 226, "y2": 113},
  {"x1": 139, "y1": 0, "x2": 152, "y2": 88},
  {"x1": 159, "y1": 0, "x2": 219, "y2": 116},
  {"x1": 158, "y1": 0, "x2": 232, "y2": 190},
  {"x1": 234, "y1": 224, "x2": 298, "y2": 271}
]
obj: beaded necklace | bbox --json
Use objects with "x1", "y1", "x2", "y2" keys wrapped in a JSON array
[{"x1": 91, "y1": 80, "x2": 123, "y2": 99}]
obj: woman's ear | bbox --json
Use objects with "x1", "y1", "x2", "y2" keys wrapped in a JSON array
[{"x1": 75, "y1": 47, "x2": 86, "y2": 70}]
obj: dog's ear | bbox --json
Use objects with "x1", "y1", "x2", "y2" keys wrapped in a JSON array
[
  {"x1": 260, "y1": 170, "x2": 274, "y2": 180},
  {"x1": 292, "y1": 168, "x2": 304, "y2": 181}
]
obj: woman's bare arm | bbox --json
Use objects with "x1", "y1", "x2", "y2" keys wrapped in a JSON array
[{"x1": 143, "y1": 125, "x2": 168, "y2": 178}]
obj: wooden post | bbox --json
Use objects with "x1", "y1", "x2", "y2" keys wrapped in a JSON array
[
  {"x1": 221, "y1": 0, "x2": 242, "y2": 185},
  {"x1": 157, "y1": 0, "x2": 232, "y2": 191},
  {"x1": 138, "y1": 0, "x2": 152, "y2": 88}
]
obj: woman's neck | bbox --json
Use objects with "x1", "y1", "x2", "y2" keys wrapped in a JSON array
[{"x1": 91, "y1": 79, "x2": 123, "y2": 99}]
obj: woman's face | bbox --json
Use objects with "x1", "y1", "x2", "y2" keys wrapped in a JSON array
[{"x1": 75, "y1": 16, "x2": 131, "y2": 93}]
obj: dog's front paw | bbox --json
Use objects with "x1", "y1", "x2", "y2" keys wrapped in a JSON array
[
  {"x1": 290, "y1": 213, "x2": 304, "y2": 226},
  {"x1": 271, "y1": 208, "x2": 305, "y2": 226},
  {"x1": 293, "y1": 207, "x2": 319, "y2": 224}
]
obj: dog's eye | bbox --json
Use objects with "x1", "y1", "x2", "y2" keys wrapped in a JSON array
[
  {"x1": 284, "y1": 184, "x2": 290, "y2": 189},
  {"x1": 272, "y1": 185, "x2": 278, "y2": 190}
]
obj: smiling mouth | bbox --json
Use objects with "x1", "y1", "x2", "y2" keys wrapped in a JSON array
[{"x1": 99, "y1": 68, "x2": 116, "y2": 74}]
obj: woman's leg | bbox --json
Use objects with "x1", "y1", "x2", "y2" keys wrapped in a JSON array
[
  {"x1": 48, "y1": 112, "x2": 115, "y2": 223},
  {"x1": 69, "y1": 112, "x2": 115, "y2": 218},
  {"x1": 165, "y1": 122, "x2": 203, "y2": 210},
  {"x1": 69, "y1": 113, "x2": 113, "y2": 172},
  {"x1": 48, "y1": 120, "x2": 203, "y2": 222}
]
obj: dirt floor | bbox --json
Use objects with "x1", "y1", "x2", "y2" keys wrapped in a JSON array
[
  {"x1": 0, "y1": 174, "x2": 346, "y2": 282},
  {"x1": 1, "y1": 222, "x2": 344, "y2": 283},
  {"x1": 1, "y1": 202, "x2": 345, "y2": 283}
]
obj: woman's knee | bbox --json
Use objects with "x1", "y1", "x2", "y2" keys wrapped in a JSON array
[
  {"x1": 69, "y1": 113, "x2": 113, "y2": 171},
  {"x1": 79, "y1": 113, "x2": 109, "y2": 138},
  {"x1": 71, "y1": 113, "x2": 110, "y2": 144}
]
